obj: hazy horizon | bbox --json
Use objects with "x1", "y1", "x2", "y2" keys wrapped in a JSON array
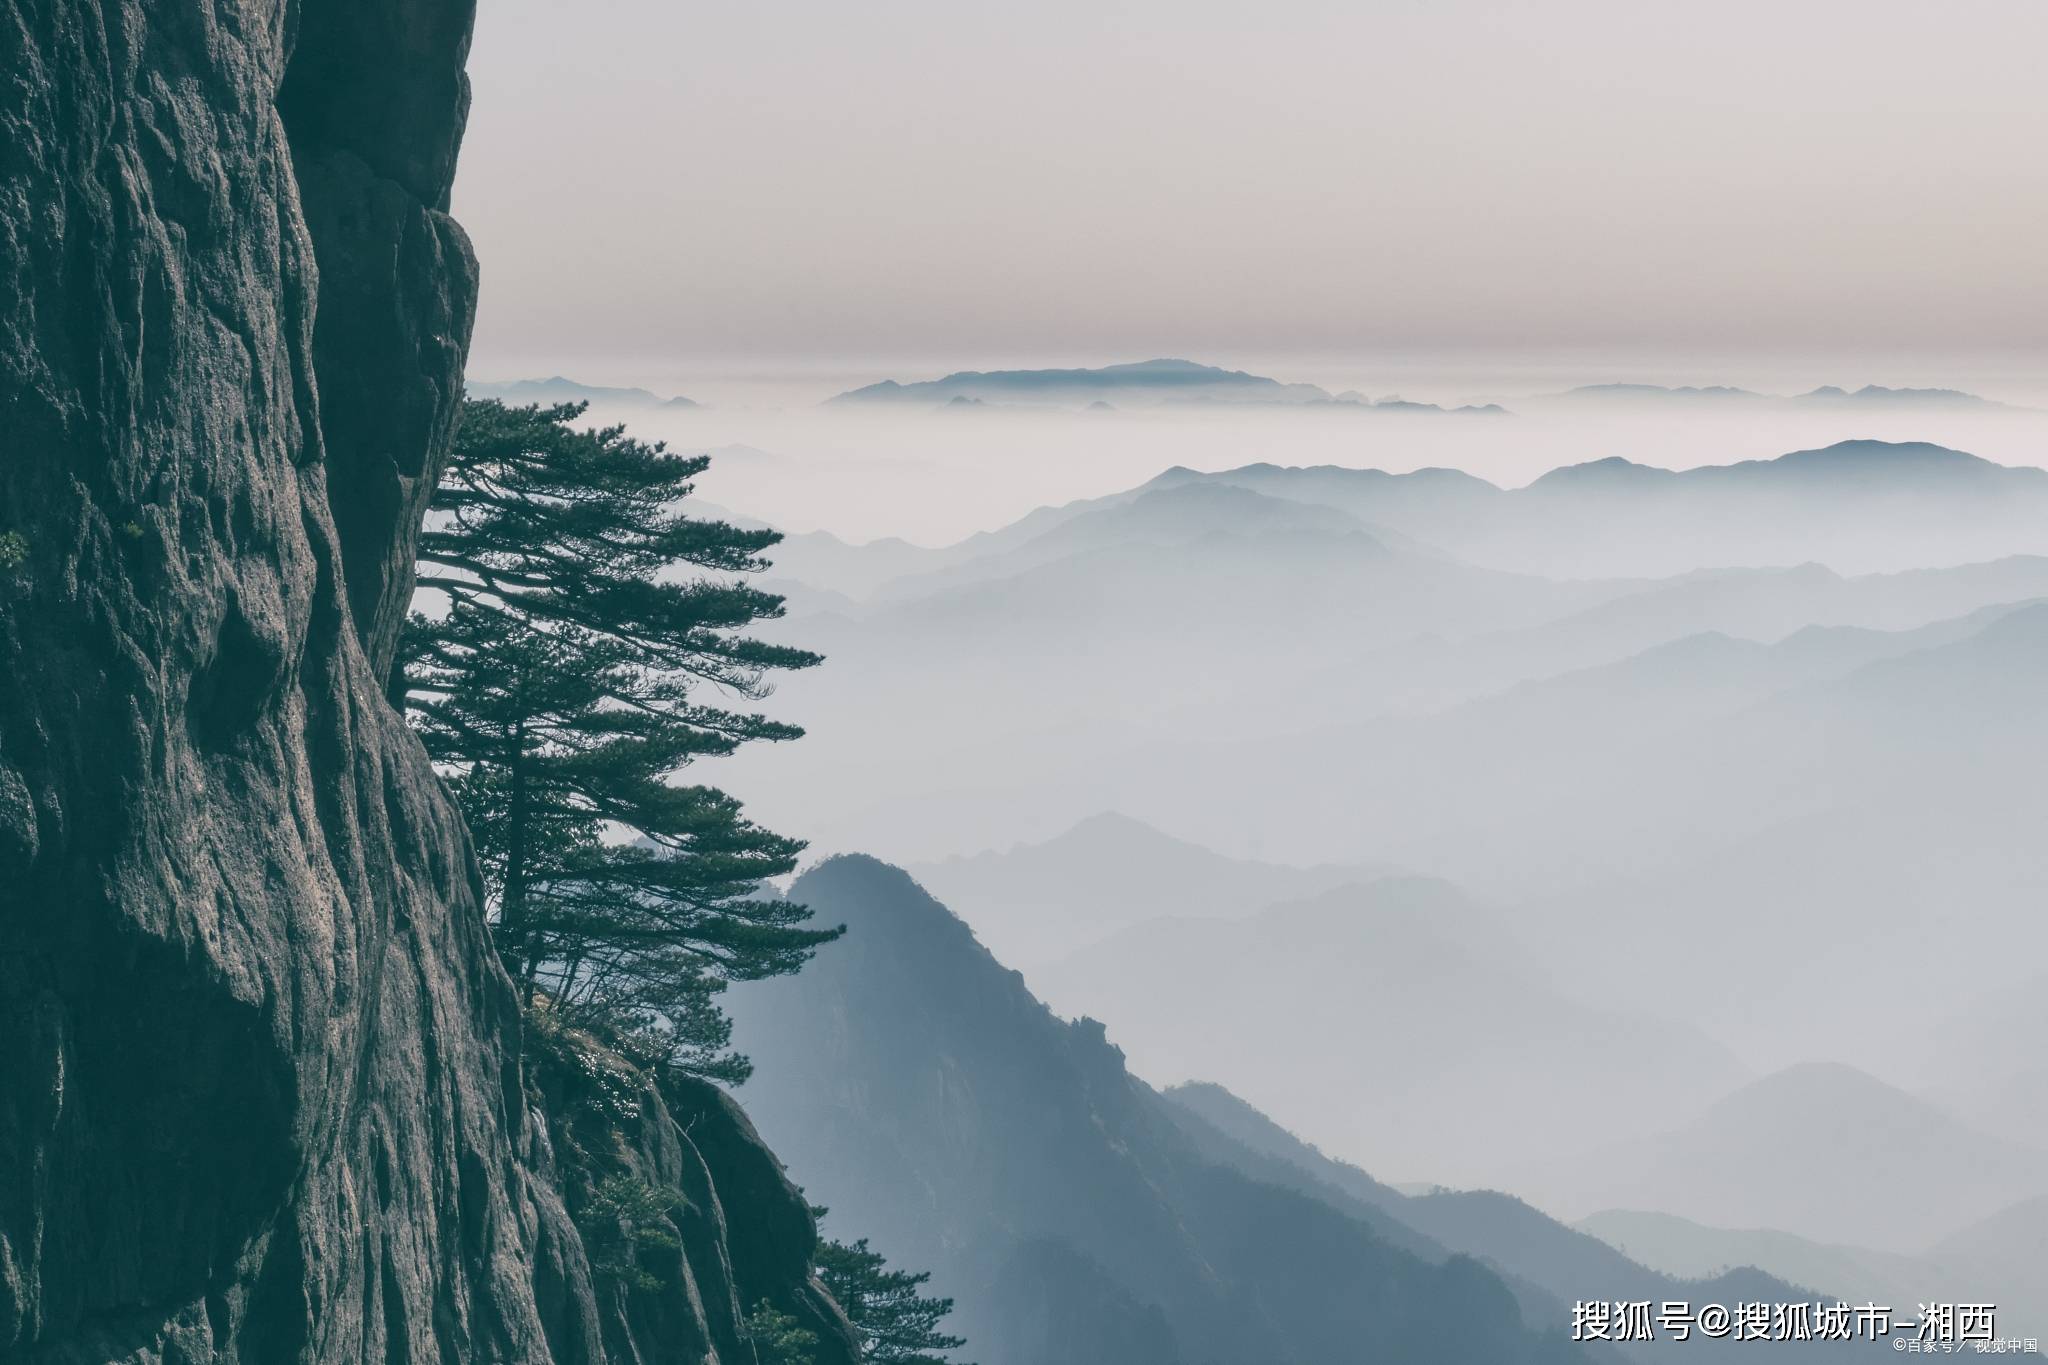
[
  {"x1": 462, "y1": 348, "x2": 2048, "y2": 413},
  {"x1": 448, "y1": 359, "x2": 2048, "y2": 545}
]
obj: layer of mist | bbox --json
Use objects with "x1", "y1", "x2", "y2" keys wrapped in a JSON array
[
  {"x1": 626, "y1": 380, "x2": 2048, "y2": 1284},
  {"x1": 465, "y1": 358, "x2": 2048, "y2": 546},
  {"x1": 484, "y1": 361, "x2": 2047, "y2": 1346}
]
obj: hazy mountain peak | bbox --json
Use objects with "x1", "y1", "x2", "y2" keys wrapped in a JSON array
[
  {"x1": 1525, "y1": 1060, "x2": 2048, "y2": 1251},
  {"x1": 1564, "y1": 382, "x2": 1763, "y2": 399},
  {"x1": 909, "y1": 812, "x2": 1398, "y2": 968},
  {"x1": 1526, "y1": 455, "x2": 1671, "y2": 489},
  {"x1": 1771, "y1": 437, "x2": 1991, "y2": 467},
  {"x1": 1096, "y1": 357, "x2": 1217, "y2": 374},
  {"x1": 1047, "y1": 809, "x2": 1197, "y2": 852},
  {"x1": 1711, "y1": 1059, "x2": 1901, "y2": 1109},
  {"x1": 732, "y1": 854, "x2": 1633, "y2": 1364},
  {"x1": 827, "y1": 358, "x2": 1335, "y2": 407},
  {"x1": 1841, "y1": 598, "x2": 2048, "y2": 692},
  {"x1": 465, "y1": 375, "x2": 700, "y2": 408},
  {"x1": 1105, "y1": 480, "x2": 1369, "y2": 535},
  {"x1": 1211, "y1": 460, "x2": 1503, "y2": 489},
  {"x1": 1796, "y1": 383, "x2": 2007, "y2": 408},
  {"x1": 1554, "y1": 381, "x2": 2012, "y2": 409},
  {"x1": 1522, "y1": 439, "x2": 2029, "y2": 500}
]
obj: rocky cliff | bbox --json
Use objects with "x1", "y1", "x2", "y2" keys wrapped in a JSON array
[{"x1": 0, "y1": 4, "x2": 846, "y2": 1361}]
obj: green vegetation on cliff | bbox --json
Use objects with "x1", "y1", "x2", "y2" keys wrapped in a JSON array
[{"x1": 404, "y1": 399, "x2": 837, "y2": 1081}]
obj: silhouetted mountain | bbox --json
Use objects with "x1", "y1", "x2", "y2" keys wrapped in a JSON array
[
  {"x1": 1032, "y1": 876, "x2": 1747, "y2": 1185},
  {"x1": 1092, "y1": 585, "x2": 2048, "y2": 891},
  {"x1": 1409, "y1": 596, "x2": 2048, "y2": 753},
  {"x1": 1528, "y1": 440, "x2": 2030, "y2": 494},
  {"x1": 1156, "y1": 1083, "x2": 1424, "y2": 1237},
  {"x1": 828, "y1": 358, "x2": 1334, "y2": 408},
  {"x1": 728, "y1": 856, "x2": 1589, "y2": 1365},
  {"x1": 1164, "y1": 1088, "x2": 1900, "y2": 1358},
  {"x1": 908, "y1": 811, "x2": 1393, "y2": 967},
  {"x1": 1580, "y1": 1213, "x2": 1966, "y2": 1326},
  {"x1": 733, "y1": 529, "x2": 2048, "y2": 1077},
  {"x1": 1486, "y1": 559, "x2": 2048, "y2": 677},
  {"x1": 765, "y1": 528, "x2": 947, "y2": 600},
  {"x1": 758, "y1": 444, "x2": 2048, "y2": 606},
  {"x1": 1431, "y1": 601, "x2": 2048, "y2": 1070},
  {"x1": 466, "y1": 374, "x2": 701, "y2": 408},
  {"x1": 872, "y1": 481, "x2": 1390, "y2": 604},
  {"x1": 1169, "y1": 441, "x2": 2048, "y2": 577},
  {"x1": 735, "y1": 862, "x2": 1886, "y2": 1362},
  {"x1": 1519, "y1": 1064, "x2": 2048, "y2": 1253},
  {"x1": 713, "y1": 450, "x2": 2048, "y2": 1198},
  {"x1": 752, "y1": 473, "x2": 1378, "y2": 605},
  {"x1": 1794, "y1": 384, "x2": 2007, "y2": 409},
  {"x1": 1581, "y1": 1205, "x2": 2048, "y2": 1345},
  {"x1": 838, "y1": 482, "x2": 1606, "y2": 654},
  {"x1": 1811, "y1": 596, "x2": 2048, "y2": 711},
  {"x1": 1361, "y1": 397, "x2": 1511, "y2": 414},
  {"x1": 740, "y1": 483, "x2": 1626, "y2": 860},
  {"x1": 1552, "y1": 383, "x2": 2011, "y2": 411},
  {"x1": 1138, "y1": 459, "x2": 1505, "y2": 538}
]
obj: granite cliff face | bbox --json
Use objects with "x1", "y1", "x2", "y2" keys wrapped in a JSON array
[{"x1": 0, "y1": 4, "x2": 847, "y2": 1361}]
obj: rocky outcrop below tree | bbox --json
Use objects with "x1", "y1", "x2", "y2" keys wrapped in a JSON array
[
  {"x1": 0, "y1": 3, "x2": 846, "y2": 1361},
  {"x1": 528, "y1": 1027, "x2": 858, "y2": 1365}
]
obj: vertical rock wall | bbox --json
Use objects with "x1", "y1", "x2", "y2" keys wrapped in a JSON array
[
  {"x1": 0, "y1": 1, "x2": 601, "y2": 1359},
  {"x1": 0, "y1": 5, "x2": 850, "y2": 1363}
]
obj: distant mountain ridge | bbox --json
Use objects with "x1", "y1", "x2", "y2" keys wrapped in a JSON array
[
  {"x1": 1032, "y1": 875, "x2": 1749, "y2": 1186},
  {"x1": 827, "y1": 358, "x2": 1507, "y2": 412},
  {"x1": 467, "y1": 375, "x2": 701, "y2": 408},
  {"x1": 908, "y1": 810, "x2": 1393, "y2": 966},
  {"x1": 1104, "y1": 592, "x2": 2048, "y2": 1063},
  {"x1": 1576, "y1": 1207, "x2": 2048, "y2": 1345},
  {"x1": 738, "y1": 454, "x2": 2048, "y2": 872},
  {"x1": 1526, "y1": 439, "x2": 2030, "y2": 491},
  {"x1": 1555, "y1": 383, "x2": 2013, "y2": 410},
  {"x1": 1139, "y1": 441, "x2": 2048, "y2": 578},
  {"x1": 869, "y1": 481, "x2": 1439, "y2": 609},
  {"x1": 760, "y1": 440, "x2": 2048, "y2": 597},
  {"x1": 1160, "y1": 1084, "x2": 1911, "y2": 1360},
  {"x1": 731, "y1": 857, "x2": 1893, "y2": 1363},
  {"x1": 1515, "y1": 1062, "x2": 2048, "y2": 1252},
  {"x1": 830, "y1": 358, "x2": 1328, "y2": 405},
  {"x1": 729, "y1": 855, "x2": 1591, "y2": 1365}
]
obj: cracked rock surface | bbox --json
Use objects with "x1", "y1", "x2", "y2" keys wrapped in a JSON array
[{"x1": 0, "y1": 5, "x2": 852, "y2": 1362}]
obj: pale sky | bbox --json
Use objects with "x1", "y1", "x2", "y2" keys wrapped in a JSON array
[{"x1": 457, "y1": 0, "x2": 2048, "y2": 373}]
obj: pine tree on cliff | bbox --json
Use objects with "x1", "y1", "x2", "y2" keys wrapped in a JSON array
[
  {"x1": 816, "y1": 1235, "x2": 973, "y2": 1365},
  {"x1": 403, "y1": 399, "x2": 836, "y2": 1082}
]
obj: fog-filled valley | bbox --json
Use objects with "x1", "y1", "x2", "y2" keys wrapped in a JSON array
[{"x1": 488, "y1": 359, "x2": 2048, "y2": 1354}]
